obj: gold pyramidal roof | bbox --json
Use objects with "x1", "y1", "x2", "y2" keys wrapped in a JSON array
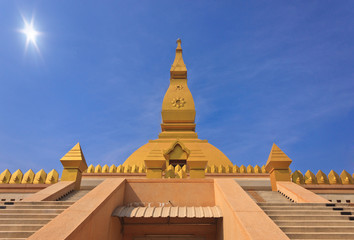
[
  {"x1": 265, "y1": 143, "x2": 292, "y2": 171},
  {"x1": 60, "y1": 142, "x2": 88, "y2": 172}
]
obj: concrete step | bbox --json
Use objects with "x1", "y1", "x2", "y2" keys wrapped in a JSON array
[
  {"x1": 0, "y1": 201, "x2": 74, "y2": 206},
  {"x1": 281, "y1": 226, "x2": 354, "y2": 233},
  {"x1": 264, "y1": 210, "x2": 353, "y2": 216},
  {"x1": 1, "y1": 205, "x2": 69, "y2": 209},
  {"x1": 275, "y1": 220, "x2": 354, "y2": 226},
  {"x1": 0, "y1": 238, "x2": 26, "y2": 240},
  {"x1": 286, "y1": 232, "x2": 354, "y2": 239},
  {"x1": 260, "y1": 202, "x2": 354, "y2": 239},
  {"x1": 0, "y1": 201, "x2": 71, "y2": 238},
  {"x1": 0, "y1": 224, "x2": 43, "y2": 231},
  {"x1": 0, "y1": 219, "x2": 51, "y2": 224},
  {"x1": 269, "y1": 215, "x2": 353, "y2": 221},
  {"x1": 0, "y1": 239, "x2": 26, "y2": 240},
  {"x1": 258, "y1": 203, "x2": 349, "y2": 207},
  {"x1": 0, "y1": 209, "x2": 64, "y2": 214},
  {"x1": 59, "y1": 190, "x2": 90, "y2": 202},
  {"x1": 247, "y1": 191, "x2": 293, "y2": 203},
  {"x1": 0, "y1": 231, "x2": 35, "y2": 238},
  {"x1": 0, "y1": 214, "x2": 57, "y2": 219},
  {"x1": 261, "y1": 206, "x2": 354, "y2": 211}
]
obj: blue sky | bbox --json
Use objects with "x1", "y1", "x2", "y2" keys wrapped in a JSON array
[{"x1": 0, "y1": 1, "x2": 353, "y2": 175}]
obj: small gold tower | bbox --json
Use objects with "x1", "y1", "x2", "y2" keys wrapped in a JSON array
[{"x1": 60, "y1": 143, "x2": 88, "y2": 190}]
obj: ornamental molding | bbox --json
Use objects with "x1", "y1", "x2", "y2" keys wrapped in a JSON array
[
  {"x1": 175, "y1": 85, "x2": 183, "y2": 90},
  {"x1": 171, "y1": 97, "x2": 185, "y2": 108}
]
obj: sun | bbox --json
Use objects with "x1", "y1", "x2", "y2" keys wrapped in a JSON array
[
  {"x1": 19, "y1": 16, "x2": 41, "y2": 52},
  {"x1": 23, "y1": 22, "x2": 38, "y2": 44}
]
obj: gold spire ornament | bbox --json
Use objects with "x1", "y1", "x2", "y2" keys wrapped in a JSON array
[
  {"x1": 170, "y1": 39, "x2": 187, "y2": 79},
  {"x1": 265, "y1": 143, "x2": 292, "y2": 191},
  {"x1": 160, "y1": 38, "x2": 197, "y2": 139},
  {"x1": 60, "y1": 143, "x2": 88, "y2": 190}
]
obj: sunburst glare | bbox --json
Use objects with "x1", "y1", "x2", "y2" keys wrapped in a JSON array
[{"x1": 19, "y1": 16, "x2": 41, "y2": 53}]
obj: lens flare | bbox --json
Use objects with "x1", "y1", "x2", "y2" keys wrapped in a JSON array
[{"x1": 19, "y1": 16, "x2": 41, "y2": 53}]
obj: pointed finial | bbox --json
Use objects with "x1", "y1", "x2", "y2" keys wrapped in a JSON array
[
  {"x1": 60, "y1": 142, "x2": 87, "y2": 171},
  {"x1": 170, "y1": 38, "x2": 187, "y2": 79},
  {"x1": 72, "y1": 142, "x2": 82, "y2": 151},
  {"x1": 176, "y1": 38, "x2": 182, "y2": 49},
  {"x1": 60, "y1": 142, "x2": 88, "y2": 190}
]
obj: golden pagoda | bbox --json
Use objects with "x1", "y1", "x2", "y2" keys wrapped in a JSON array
[{"x1": 124, "y1": 39, "x2": 233, "y2": 171}]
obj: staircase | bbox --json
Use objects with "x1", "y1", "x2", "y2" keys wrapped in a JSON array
[
  {"x1": 247, "y1": 190, "x2": 292, "y2": 203},
  {"x1": 259, "y1": 202, "x2": 354, "y2": 239},
  {"x1": 0, "y1": 201, "x2": 73, "y2": 239},
  {"x1": 58, "y1": 190, "x2": 90, "y2": 202}
]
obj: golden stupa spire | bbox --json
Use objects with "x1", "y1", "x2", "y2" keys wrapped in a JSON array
[
  {"x1": 170, "y1": 39, "x2": 187, "y2": 79},
  {"x1": 160, "y1": 39, "x2": 197, "y2": 138},
  {"x1": 123, "y1": 39, "x2": 233, "y2": 168}
]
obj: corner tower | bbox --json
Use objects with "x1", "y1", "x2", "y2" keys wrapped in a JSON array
[{"x1": 123, "y1": 39, "x2": 232, "y2": 169}]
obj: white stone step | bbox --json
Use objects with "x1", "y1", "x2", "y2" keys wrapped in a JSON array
[
  {"x1": 281, "y1": 226, "x2": 354, "y2": 233},
  {"x1": 247, "y1": 191, "x2": 292, "y2": 203},
  {"x1": 0, "y1": 231, "x2": 35, "y2": 238},
  {"x1": 0, "y1": 201, "x2": 71, "y2": 238},
  {"x1": 261, "y1": 206, "x2": 354, "y2": 211},
  {"x1": 1, "y1": 205, "x2": 69, "y2": 209},
  {"x1": 259, "y1": 203, "x2": 347, "y2": 207},
  {"x1": 0, "y1": 214, "x2": 57, "y2": 219},
  {"x1": 264, "y1": 210, "x2": 353, "y2": 216},
  {"x1": 286, "y1": 232, "x2": 354, "y2": 239},
  {"x1": 0, "y1": 219, "x2": 51, "y2": 224},
  {"x1": 0, "y1": 224, "x2": 43, "y2": 231},
  {"x1": 58, "y1": 190, "x2": 90, "y2": 202},
  {"x1": 260, "y1": 202, "x2": 354, "y2": 239},
  {"x1": 0, "y1": 201, "x2": 74, "y2": 206},
  {"x1": 275, "y1": 220, "x2": 354, "y2": 226},
  {"x1": 269, "y1": 215, "x2": 353, "y2": 220},
  {"x1": 0, "y1": 238, "x2": 26, "y2": 240},
  {"x1": 0, "y1": 209, "x2": 64, "y2": 214}
]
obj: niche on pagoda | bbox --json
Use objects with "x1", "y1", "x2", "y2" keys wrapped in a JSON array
[{"x1": 163, "y1": 140, "x2": 190, "y2": 167}]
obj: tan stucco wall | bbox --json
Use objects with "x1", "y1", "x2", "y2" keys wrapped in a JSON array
[
  {"x1": 24, "y1": 178, "x2": 301, "y2": 239},
  {"x1": 277, "y1": 181, "x2": 329, "y2": 203},
  {"x1": 214, "y1": 179, "x2": 290, "y2": 240},
  {"x1": 28, "y1": 178, "x2": 126, "y2": 240},
  {"x1": 22, "y1": 181, "x2": 75, "y2": 201},
  {"x1": 124, "y1": 178, "x2": 215, "y2": 207}
]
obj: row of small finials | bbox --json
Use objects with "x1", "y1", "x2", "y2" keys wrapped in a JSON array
[
  {"x1": 85, "y1": 164, "x2": 354, "y2": 185},
  {"x1": 291, "y1": 169, "x2": 354, "y2": 185},
  {"x1": 84, "y1": 164, "x2": 268, "y2": 174},
  {"x1": 0, "y1": 169, "x2": 58, "y2": 184},
  {"x1": 1, "y1": 165, "x2": 352, "y2": 185}
]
